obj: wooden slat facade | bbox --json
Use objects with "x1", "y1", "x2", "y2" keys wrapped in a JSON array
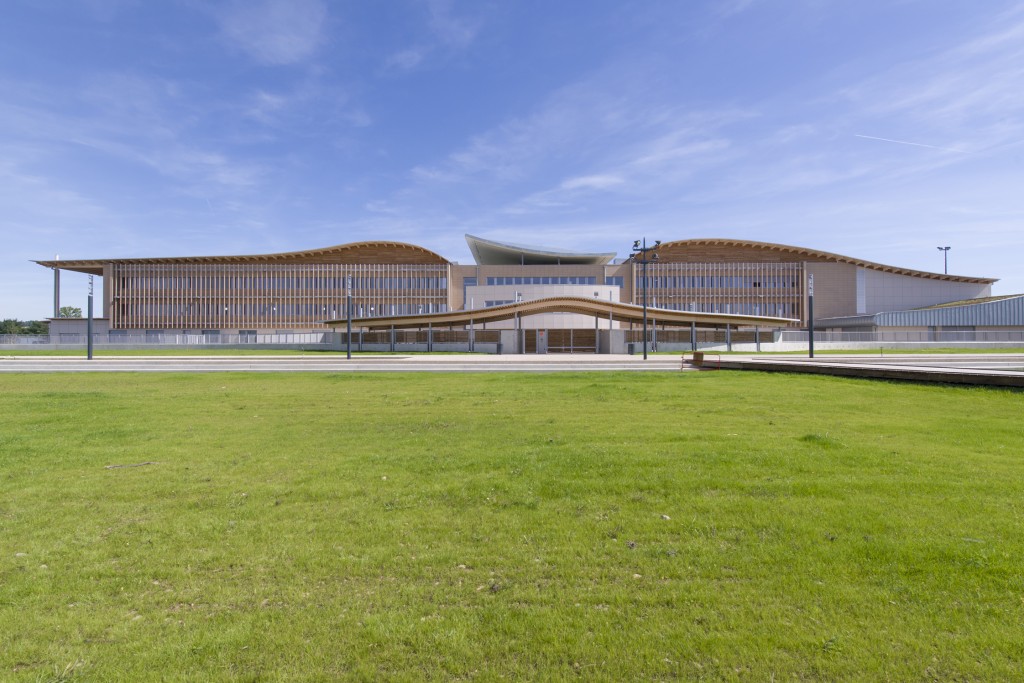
[{"x1": 109, "y1": 262, "x2": 449, "y2": 330}]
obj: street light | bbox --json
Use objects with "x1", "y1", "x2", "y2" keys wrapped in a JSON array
[
  {"x1": 514, "y1": 291, "x2": 523, "y2": 354},
  {"x1": 346, "y1": 274, "x2": 352, "y2": 360},
  {"x1": 87, "y1": 275, "x2": 94, "y2": 360},
  {"x1": 937, "y1": 246, "x2": 951, "y2": 274},
  {"x1": 631, "y1": 238, "x2": 661, "y2": 360}
]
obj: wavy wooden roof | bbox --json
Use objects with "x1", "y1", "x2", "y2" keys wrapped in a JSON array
[
  {"x1": 326, "y1": 296, "x2": 797, "y2": 330},
  {"x1": 637, "y1": 238, "x2": 996, "y2": 284},
  {"x1": 34, "y1": 241, "x2": 450, "y2": 274}
]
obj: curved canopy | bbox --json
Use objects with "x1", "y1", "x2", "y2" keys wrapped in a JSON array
[
  {"x1": 645, "y1": 238, "x2": 996, "y2": 284},
  {"x1": 326, "y1": 296, "x2": 796, "y2": 330},
  {"x1": 465, "y1": 233, "x2": 616, "y2": 265},
  {"x1": 34, "y1": 240, "x2": 449, "y2": 275}
]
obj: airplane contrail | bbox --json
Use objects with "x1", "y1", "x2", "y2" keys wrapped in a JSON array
[{"x1": 854, "y1": 134, "x2": 971, "y2": 154}]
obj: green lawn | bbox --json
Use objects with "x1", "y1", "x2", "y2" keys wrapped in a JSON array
[{"x1": 1, "y1": 372, "x2": 1022, "y2": 680}]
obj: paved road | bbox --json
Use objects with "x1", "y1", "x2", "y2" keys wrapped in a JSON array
[
  {"x1": 3, "y1": 353, "x2": 1022, "y2": 386},
  {"x1": 0, "y1": 354, "x2": 688, "y2": 373}
]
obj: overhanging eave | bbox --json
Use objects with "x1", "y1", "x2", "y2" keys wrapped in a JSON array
[{"x1": 325, "y1": 296, "x2": 797, "y2": 330}]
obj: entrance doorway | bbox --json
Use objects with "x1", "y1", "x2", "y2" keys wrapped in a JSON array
[{"x1": 524, "y1": 329, "x2": 597, "y2": 354}]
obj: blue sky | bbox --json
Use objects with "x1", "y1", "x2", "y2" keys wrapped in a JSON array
[{"x1": 4, "y1": 0, "x2": 1024, "y2": 320}]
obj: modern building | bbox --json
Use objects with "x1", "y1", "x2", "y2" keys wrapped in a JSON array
[
  {"x1": 35, "y1": 235, "x2": 996, "y2": 347},
  {"x1": 818, "y1": 294, "x2": 1024, "y2": 340}
]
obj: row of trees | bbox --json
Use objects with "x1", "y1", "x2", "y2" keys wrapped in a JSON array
[
  {"x1": 1, "y1": 306, "x2": 83, "y2": 335},
  {"x1": 1, "y1": 319, "x2": 50, "y2": 334}
]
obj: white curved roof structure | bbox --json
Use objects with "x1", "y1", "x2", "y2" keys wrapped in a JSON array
[{"x1": 465, "y1": 233, "x2": 616, "y2": 266}]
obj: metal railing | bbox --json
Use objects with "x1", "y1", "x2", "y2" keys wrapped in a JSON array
[
  {"x1": 778, "y1": 330, "x2": 1024, "y2": 343},
  {"x1": 1, "y1": 332, "x2": 335, "y2": 346}
]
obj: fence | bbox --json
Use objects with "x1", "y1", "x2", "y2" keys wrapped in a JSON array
[
  {"x1": 1, "y1": 331, "x2": 336, "y2": 347},
  {"x1": 779, "y1": 330, "x2": 1024, "y2": 343},
  {"x1": 4, "y1": 328, "x2": 1023, "y2": 352}
]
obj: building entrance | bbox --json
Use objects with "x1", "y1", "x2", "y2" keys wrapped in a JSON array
[{"x1": 524, "y1": 329, "x2": 597, "y2": 354}]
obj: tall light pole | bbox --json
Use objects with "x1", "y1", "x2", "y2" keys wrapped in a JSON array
[
  {"x1": 514, "y1": 290, "x2": 523, "y2": 354},
  {"x1": 631, "y1": 238, "x2": 661, "y2": 360},
  {"x1": 87, "y1": 275, "x2": 94, "y2": 360},
  {"x1": 807, "y1": 274, "x2": 815, "y2": 359},
  {"x1": 937, "y1": 246, "x2": 950, "y2": 274},
  {"x1": 53, "y1": 255, "x2": 60, "y2": 319},
  {"x1": 346, "y1": 274, "x2": 352, "y2": 360}
]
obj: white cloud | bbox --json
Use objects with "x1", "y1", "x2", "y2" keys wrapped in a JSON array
[
  {"x1": 80, "y1": 0, "x2": 139, "y2": 22},
  {"x1": 245, "y1": 90, "x2": 289, "y2": 123},
  {"x1": 385, "y1": 47, "x2": 427, "y2": 71},
  {"x1": 838, "y1": 8, "x2": 1024, "y2": 151},
  {"x1": 383, "y1": 0, "x2": 480, "y2": 72},
  {"x1": 0, "y1": 70, "x2": 272, "y2": 201},
  {"x1": 715, "y1": 0, "x2": 760, "y2": 19},
  {"x1": 426, "y1": 0, "x2": 480, "y2": 49},
  {"x1": 560, "y1": 175, "x2": 624, "y2": 191},
  {"x1": 218, "y1": 0, "x2": 328, "y2": 66}
]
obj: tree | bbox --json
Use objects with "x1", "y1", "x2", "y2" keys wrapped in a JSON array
[
  {"x1": 1, "y1": 319, "x2": 50, "y2": 334},
  {"x1": 58, "y1": 306, "x2": 83, "y2": 318}
]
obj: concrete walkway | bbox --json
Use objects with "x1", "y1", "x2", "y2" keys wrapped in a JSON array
[
  {"x1": 0, "y1": 353, "x2": 687, "y2": 373},
  {"x1": 694, "y1": 353, "x2": 1024, "y2": 388}
]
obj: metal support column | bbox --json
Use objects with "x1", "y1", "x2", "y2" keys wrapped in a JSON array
[
  {"x1": 86, "y1": 275, "x2": 94, "y2": 360},
  {"x1": 345, "y1": 275, "x2": 352, "y2": 360},
  {"x1": 631, "y1": 238, "x2": 660, "y2": 360},
  {"x1": 53, "y1": 262, "x2": 61, "y2": 319},
  {"x1": 808, "y1": 274, "x2": 815, "y2": 358}
]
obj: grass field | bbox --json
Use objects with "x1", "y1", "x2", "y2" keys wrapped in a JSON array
[{"x1": 2, "y1": 371, "x2": 1022, "y2": 680}]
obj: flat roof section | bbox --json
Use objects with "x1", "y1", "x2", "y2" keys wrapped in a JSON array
[
  {"x1": 819, "y1": 294, "x2": 1024, "y2": 329},
  {"x1": 465, "y1": 234, "x2": 616, "y2": 265}
]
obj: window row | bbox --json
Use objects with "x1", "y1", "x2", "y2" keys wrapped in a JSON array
[
  {"x1": 637, "y1": 275, "x2": 799, "y2": 289},
  {"x1": 115, "y1": 276, "x2": 448, "y2": 291},
  {"x1": 114, "y1": 302, "x2": 449, "y2": 318},
  {"x1": 485, "y1": 276, "x2": 598, "y2": 286}
]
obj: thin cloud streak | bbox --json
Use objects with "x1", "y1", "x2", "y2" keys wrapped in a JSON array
[
  {"x1": 217, "y1": 0, "x2": 328, "y2": 65},
  {"x1": 853, "y1": 134, "x2": 971, "y2": 154}
]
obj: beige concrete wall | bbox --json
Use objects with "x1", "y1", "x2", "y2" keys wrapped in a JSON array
[
  {"x1": 862, "y1": 269, "x2": 992, "y2": 314},
  {"x1": 450, "y1": 264, "x2": 627, "y2": 311},
  {"x1": 463, "y1": 284, "x2": 622, "y2": 329},
  {"x1": 806, "y1": 262, "x2": 857, "y2": 320}
]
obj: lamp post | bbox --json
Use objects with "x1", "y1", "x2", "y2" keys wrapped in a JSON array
[
  {"x1": 807, "y1": 274, "x2": 815, "y2": 359},
  {"x1": 631, "y1": 238, "x2": 661, "y2": 360},
  {"x1": 346, "y1": 274, "x2": 352, "y2": 360},
  {"x1": 53, "y1": 254, "x2": 60, "y2": 319},
  {"x1": 514, "y1": 290, "x2": 523, "y2": 354},
  {"x1": 937, "y1": 246, "x2": 950, "y2": 274},
  {"x1": 755, "y1": 293, "x2": 764, "y2": 352},
  {"x1": 87, "y1": 275, "x2": 94, "y2": 360}
]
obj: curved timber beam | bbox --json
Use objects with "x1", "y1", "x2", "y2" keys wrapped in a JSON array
[{"x1": 325, "y1": 296, "x2": 797, "y2": 331}]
